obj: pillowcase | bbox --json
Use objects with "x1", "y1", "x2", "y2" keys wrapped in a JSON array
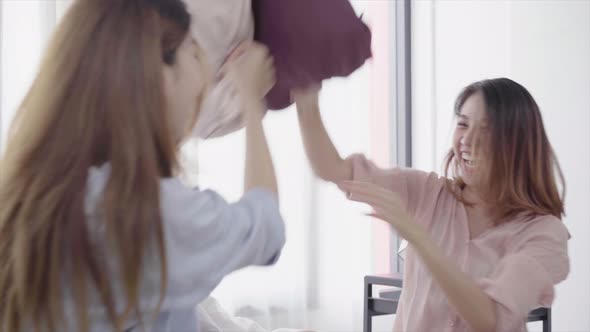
[
  {"x1": 253, "y1": 0, "x2": 372, "y2": 110},
  {"x1": 184, "y1": 0, "x2": 255, "y2": 138}
]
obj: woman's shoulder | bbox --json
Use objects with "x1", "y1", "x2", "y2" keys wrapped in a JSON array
[{"x1": 504, "y1": 213, "x2": 570, "y2": 242}]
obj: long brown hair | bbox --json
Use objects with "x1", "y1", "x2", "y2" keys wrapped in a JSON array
[
  {"x1": 444, "y1": 78, "x2": 565, "y2": 223},
  {"x1": 0, "y1": 0, "x2": 191, "y2": 331}
]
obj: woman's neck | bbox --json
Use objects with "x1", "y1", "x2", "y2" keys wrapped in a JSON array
[
  {"x1": 463, "y1": 185, "x2": 496, "y2": 238},
  {"x1": 463, "y1": 185, "x2": 492, "y2": 215}
]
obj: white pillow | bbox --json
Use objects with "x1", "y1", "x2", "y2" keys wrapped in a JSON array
[{"x1": 183, "y1": 0, "x2": 254, "y2": 139}]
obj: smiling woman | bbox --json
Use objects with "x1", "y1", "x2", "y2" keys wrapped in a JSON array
[{"x1": 410, "y1": 3, "x2": 589, "y2": 329}]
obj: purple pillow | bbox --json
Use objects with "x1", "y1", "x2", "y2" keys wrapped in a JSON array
[{"x1": 253, "y1": 0, "x2": 372, "y2": 110}]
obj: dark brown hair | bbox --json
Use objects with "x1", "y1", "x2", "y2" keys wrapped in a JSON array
[{"x1": 444, "y1": 78, "x2": 565, "y2": 223}]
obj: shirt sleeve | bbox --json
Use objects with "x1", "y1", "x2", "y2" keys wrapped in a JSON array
[
  {"x1": 475, "y1": 218, "x2": 570, "y2": 331},
  {"x1": 155, "y1": 179, "x2": 286, "y2": 309},
  {"x1": 344, "y1": 153, "x2": 442, "y2": 220}
]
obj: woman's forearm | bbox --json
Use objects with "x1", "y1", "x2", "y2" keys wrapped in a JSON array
[
  {"x1": 296, "y1": 101, "x2": 351, "y2": 183},
  {"x1": 244, "y1": 100, "x2": 278, "y2": 198}
]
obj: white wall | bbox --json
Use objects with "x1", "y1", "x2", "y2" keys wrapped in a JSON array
[
  {"x1": 0, "y1": 0, "x2": 71, "y2": 151},
  {"x1": 412, "y1": 1, "x2": 590, "y2": 331}
]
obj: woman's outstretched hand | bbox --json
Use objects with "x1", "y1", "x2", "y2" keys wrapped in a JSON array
[{"x1": 337, "y1": 180, "x2": 427, "y2": 244}]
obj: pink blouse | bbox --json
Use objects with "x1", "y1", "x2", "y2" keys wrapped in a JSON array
[{"x1": 347, "y1": 154, "x2": 570, "y2": 332}]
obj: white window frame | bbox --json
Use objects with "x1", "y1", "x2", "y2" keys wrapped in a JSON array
[{"x1": 390, "y1": 0, "x2": 412, "y2": 273}]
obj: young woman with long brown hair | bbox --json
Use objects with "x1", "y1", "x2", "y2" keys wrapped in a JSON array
[
  {"x1": 0, "y1": 0, "x2": 283, "y2": 331},
  {"x1": 295, "y1": 78, "x2": 569, "y2": 332}
]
